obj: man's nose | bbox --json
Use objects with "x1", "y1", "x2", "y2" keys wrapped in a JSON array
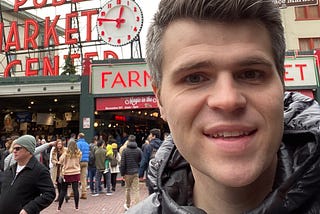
[{"x1": 206, "y1": 74, "x2": 247, "y2": 112}]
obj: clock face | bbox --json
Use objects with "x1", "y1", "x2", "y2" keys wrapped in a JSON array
[{"x1": 97, "y1": 0, "x2": 144, "y2": 46}]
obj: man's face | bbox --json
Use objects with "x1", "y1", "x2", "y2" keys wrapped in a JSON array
[
  {"x1": 155, "y1": 19, "x2": 284, "y2": 187},
  {"x1": 13, "y1": 144, "x2": 31, "y2": 163},
  {"x1": 149, "y1": 133, "x2": 155, "y2": 140}
]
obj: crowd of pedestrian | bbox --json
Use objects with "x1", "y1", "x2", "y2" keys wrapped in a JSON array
[{"x1": 0, "y1": 128, "x2": 165, "y2": 213}]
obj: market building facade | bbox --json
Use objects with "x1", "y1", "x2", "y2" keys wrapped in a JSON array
[{"x1": 0, "y1": 0, "x2": 319, "y2": 144}]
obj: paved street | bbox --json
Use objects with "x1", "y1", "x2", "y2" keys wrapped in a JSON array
[{"x1": 41, "y1": 181, "x2": 149, "y2": 214}]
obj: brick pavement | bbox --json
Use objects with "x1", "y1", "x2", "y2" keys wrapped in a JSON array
[{"x1": 41, "y1": 181, "x2": 149, "y2": 214}]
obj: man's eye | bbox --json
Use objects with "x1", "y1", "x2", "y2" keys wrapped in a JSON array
[
  {"x1": 238, "y1": 70, "x2": 264, "y2": 81},
  {"x1": 185, "y1": 74, "x2": 207, "y2": 84}
]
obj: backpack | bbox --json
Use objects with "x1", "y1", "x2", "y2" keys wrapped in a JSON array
[
  {"x1": 110, "y1": 151, "x2": 118, "y2": 167},
  {"x1": 88, "y1": 145, "x2": 96, "y2": 166}
]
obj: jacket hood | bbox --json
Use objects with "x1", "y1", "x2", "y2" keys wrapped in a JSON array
[
  {"x1": 129, "y1": 92, "x2": 320, "y2": 214},
  {"x1": 127, "y1": 141, "x2": 138, "y2": 149},
  {"x1": 150, "y1": 138, "x2": 162, "y2": 150}
]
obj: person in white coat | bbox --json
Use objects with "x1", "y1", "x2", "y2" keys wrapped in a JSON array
[{"x1": 109, "y1": 142, "x2": 121, "y2": 191}]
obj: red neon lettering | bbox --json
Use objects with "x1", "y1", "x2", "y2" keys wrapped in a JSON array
[
  {"x1": 44, "y1": 16, "x2": 60, "y2": 47},
  {"x1": 104, "y1": 50, "x2": 118, "y2": 59},
  {"x1": 24, "y1": 19, "x2": 39, "y2": 50},
  {"x1": 84, "y1": 52, "x2": 98, "y2": 59},
  {"x1": 14, "y1": 0, "x2": 27, "y2": 12},
  {"x1": 65, "y1": 12, "x2": 78, "y2": 45},
  {"x1": 25, "y1": 58, "x2": 39, "y2": 76},
  {"x1": 33, "y1": 0, "x2": 47, "y2": 8},
  {"x1": 81, "y1": 10, "x2": 98, "y2": 42},
  {"x1": 4, "y1": 60, "x2": 21, "y2": 78},
  {"x1": 128, "y1": 70, "x2": 141, "y2": 87},
  {"x1": 5, "y1": 21, "x2": 21, "y2": 52},
  {"x1": 143, "y1": 70, "x2": 151, "y2": 86},
  {"x1": 82, "y1": 58, "x2": 91, "y2": 76},
  {"x1": 112, "y1": 72, "x2": 127, "y2": 88},
  {"x1": 295, "y1": 64, "x2": 307, "y2": 81},
  {"x1": 102, "y1": 71, "x2": 112, "y2": 88},
  {"x1": 43, "y1": 56, "x2": 59, "y2": 76},
  {"x1": 284, "y1": 64, "x2": 294, "y2": 81},
  {"x1": 52, "y1": 0, "x2": 65, "y2": 6}
]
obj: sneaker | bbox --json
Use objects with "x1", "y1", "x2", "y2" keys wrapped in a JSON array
[
  {"x1": 106, "y1": 192, "x2": 113, "y2": 196},
  {"x1": 123, "y1": 204, "x2": 129, "y2": 211},
  {"x1": 92, "y1": 193, "x2": 99, "y2": 197}
]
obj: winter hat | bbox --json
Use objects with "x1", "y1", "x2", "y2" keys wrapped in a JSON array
[
  {"x1": 111, "y1": 143, "x2": 118, "y2": 149},
  {"x1": 14, "y1": 135, "x2": 36, "y2": 154}
]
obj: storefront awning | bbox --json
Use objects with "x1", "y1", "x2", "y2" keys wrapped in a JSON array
[{"x1": 96, "y1": 95, "x2": 158, "y2": 111}]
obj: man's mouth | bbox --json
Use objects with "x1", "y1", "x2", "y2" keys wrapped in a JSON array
[
  {"x1": 207, "y1": 131, "x2": 251, "y2": 138},
  {"x1": 205, "y1": 129, "x2": 256, "y2": 139}
]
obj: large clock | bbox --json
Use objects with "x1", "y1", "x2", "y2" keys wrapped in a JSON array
[{"x1": 97, "y1": 0, "x2": 143, "y2": 46}]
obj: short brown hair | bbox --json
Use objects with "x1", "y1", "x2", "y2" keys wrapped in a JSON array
[{"x1": 146, "y1": 0, "x2": 285, "y2": 89}]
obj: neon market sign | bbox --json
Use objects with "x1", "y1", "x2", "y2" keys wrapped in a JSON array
[{"x1": 1, "y1": 0, "x2": 119, "y2": 77}]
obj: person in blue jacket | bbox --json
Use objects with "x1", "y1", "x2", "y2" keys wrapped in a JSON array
[{"x1": 76, "y1": 132, "x2": 89, "y2": 199}]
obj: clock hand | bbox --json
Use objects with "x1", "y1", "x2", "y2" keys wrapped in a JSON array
[
  {"x1": 116, "y1": 18, "x2": 126, "y2": 28},
  {"x1": 97, "y1": 18, "x2": 118, "y2": 26},
  {"x1": 116, "y1": 6, "x2": 125, "y2": 28},
  {"x1": 118, "y1": 6, "x2": 124, "y2": 19}
]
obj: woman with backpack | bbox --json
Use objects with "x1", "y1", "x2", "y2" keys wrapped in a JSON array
[{"x1": 109, "y1": 142, "x2": 121, "y2": 192}]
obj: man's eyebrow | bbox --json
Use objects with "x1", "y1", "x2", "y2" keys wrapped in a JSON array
[
  {"x1": 173, "y1": 61, "x2": 213, "y2": 72},
  {"x1": 236, "y1": 57, "x2": 274, "y2": 67}
]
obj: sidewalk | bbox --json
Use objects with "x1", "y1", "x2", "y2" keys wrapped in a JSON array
[{"x1": 41, "y1": 181, "x2": 149, "y2": 214}]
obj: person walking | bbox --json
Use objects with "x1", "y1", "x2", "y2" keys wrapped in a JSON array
[
  {"x1": 140, "y1": 129, "x2": 162, "y2": 193},
  {"x1": 104, "y1": 142, "x2": 113, "y2": 195},
  {"x1": 0, "y1": 134, "x2": 56, "y2": 213},
  {"x1": 51, "y1": 138, "x2": 68, "y2": 202},
  {"x1": 76, "y1": 133, "x2": 89, "y2": 199},
  {"x1": 120, "y1": 135, "x2": 142, "y2": 211},
  {"x1": 109, "y1": 141, "x2": 121, "y2": 192},
  {"x1": 138, "y1": 138, "x2": 149, "y2": 179},
  {"x1": 57, "y1": 139, "x2": 82, "y2": 211},
  {"x1": 88, "y1": 138, "x2": 97, "y2": 195},
  {"x1": 92, "y1": 139, "x2": 106, "y2": 196}
]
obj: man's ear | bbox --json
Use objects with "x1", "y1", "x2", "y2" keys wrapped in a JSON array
[{"x1": 152, "y1": 83, "x2": 167, "y2": 121}]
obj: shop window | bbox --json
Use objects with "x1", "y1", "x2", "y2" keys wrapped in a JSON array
[
  {"x1": 299, "y1": 37, "x2": 320, "y2": 51},
  {"x1": 295, "y1": 5, "x2": 320, "y2": 20}
]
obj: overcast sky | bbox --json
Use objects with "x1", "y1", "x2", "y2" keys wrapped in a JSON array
[{"x1": 3, "y1": 0, "x2": 160, "y2": 59}]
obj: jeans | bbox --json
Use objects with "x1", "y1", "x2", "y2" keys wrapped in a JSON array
[
  {"x1": 111, "y1": 173, "x2": 118, "y2": 190},
  {"x1": 87, "y1": 167, "x2": 96, "y2": 193},
  {"x1": 104, "y1": 170, "x2": 111, "y2": 193},
  {"x1": 95, "y1": 170, "x2": 103, "y2": 194}
]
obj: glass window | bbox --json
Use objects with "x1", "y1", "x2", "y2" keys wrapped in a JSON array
[
  {"x1": 295, "y1": 5, "x2": 320, "y2": 20},
  {"x1": 299, "y1": 38, "x2": 320, "y2": 50}
]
